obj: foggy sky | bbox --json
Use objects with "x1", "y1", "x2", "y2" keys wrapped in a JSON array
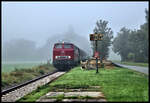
[
  {"x1": 2, "y1": 2, "x2": 148, "y2": 47},
  {"x1": 2, "y1": 2, "x2": 149, "y2": 61}
]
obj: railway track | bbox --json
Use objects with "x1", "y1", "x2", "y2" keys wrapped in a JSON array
[{"x1": 1, "y1": 70, "x2": 67, "y2": 102}]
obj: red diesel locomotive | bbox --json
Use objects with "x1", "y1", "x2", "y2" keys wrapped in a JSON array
[{"x1": 53, "y1": 42, "x2": 87, "y2": 71}]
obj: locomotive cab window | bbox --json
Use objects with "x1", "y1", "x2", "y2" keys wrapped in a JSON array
[
  {"x1": 55, "y1": 44, "x2": 62, "y2": 48},
  {"x1": 64, "y1": 44, "x2": 72, "y2": 48}
]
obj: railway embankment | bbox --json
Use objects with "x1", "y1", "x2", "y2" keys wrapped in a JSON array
[
  {"x1": 18, "y1": 66, "x2": 148, "y2": 102},
  {"x1": 2, "y1": 64, "x2": 56, "y2": 89},
  {"x1": 2, "y1": 71, "x2": 66, "y2": 102}
]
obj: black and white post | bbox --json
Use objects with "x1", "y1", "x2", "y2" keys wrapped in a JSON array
[
  {"x1": 90, "y1": 33, "x2": 103, "y2": 74},
  {"x1": 95, "y1": 40, "x2": 98, "y2": 73}
]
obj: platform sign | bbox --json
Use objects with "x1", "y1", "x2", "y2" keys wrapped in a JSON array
[
  {"x1": 90, "y1": 34, "x2": 103, "y2": 41},
  {"x1": 94, "y1": 51, "x2": 99, "y2": 58},
  {"x1": 90, "y1": 34, "x2": 94, "y2": 41}
]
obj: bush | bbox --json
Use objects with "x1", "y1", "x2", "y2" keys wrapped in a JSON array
[
  {"x1": 10, "y1": 71, "x2": 23, "y2": 77},
  {"x1": 21, "y1": 68, "x2": 34, "y2": 73},
  {"x1": 21, "y1": 73, "x2": 36, "y2": 81},
  {"x1": 127, "y1": 52, "x2": 135, "y2": 61},
  {"x1": 39, "y1": 69, "x2": 45, "y2": 75},
  {"x1": 2, "y1": 80, "x2": 9, "y2": 87}
]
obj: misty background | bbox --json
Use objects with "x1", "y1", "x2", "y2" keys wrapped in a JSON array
[{"x1": 2, "y1": 2, "x2": 148, "y2": 62}]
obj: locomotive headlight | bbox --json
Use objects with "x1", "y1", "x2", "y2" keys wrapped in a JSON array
[
  {"x1": 55, "y1": 56, "x2": 58, "y2": 59},
  {"x1": 68, "y1": 56, "x2": 71, "y2": 59}
]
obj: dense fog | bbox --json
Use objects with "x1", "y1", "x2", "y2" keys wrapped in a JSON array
[{"x1": 2, "y1": 26, "x2": 92, "y2": 62}]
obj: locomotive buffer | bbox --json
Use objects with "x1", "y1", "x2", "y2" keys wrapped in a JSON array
[{"x1": 90, "y1": 33, "x2": 103, "y2": 73}]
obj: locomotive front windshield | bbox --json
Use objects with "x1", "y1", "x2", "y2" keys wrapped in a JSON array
[
  {"x1": 55, "y1": 44, "x2": 62, "y2": 48},
  {"x1": 64, "y1": 44, "x2": 72, "y2": 48}
]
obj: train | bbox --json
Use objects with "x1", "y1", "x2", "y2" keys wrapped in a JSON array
[{"x1": 52, "y1": 42, "x2": 87, "y2": 71}]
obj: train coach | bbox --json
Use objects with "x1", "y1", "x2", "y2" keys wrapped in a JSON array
[{"x1": 52, "y1": 42, "x2": 87, "y2": 71}]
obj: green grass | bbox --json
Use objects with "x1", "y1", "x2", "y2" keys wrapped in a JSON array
[
  {"x1": 18, "y1": 66, "x2": 148, "y2": 102},
  {"x1": 2, "y1": 62, "x2": 45, "y2": 73},
  {"x1": 113, "y1": 60, "x2": 148, "y2": 67}
]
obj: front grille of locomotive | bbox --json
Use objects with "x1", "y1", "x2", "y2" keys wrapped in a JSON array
[{"x1": 55, "y1": 56, "x2": 71, "y2": 59}]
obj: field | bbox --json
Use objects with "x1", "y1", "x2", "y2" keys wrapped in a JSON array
[
  {"x1": 2, "y1": 61, "x2": 46, "y2": 73},
  {"x1": 18, "y1": 66, "x2": 148, "y2": 102}
]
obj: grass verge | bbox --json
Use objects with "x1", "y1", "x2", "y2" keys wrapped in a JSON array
[
  {"x1": 2, "y1": 64, "x2": 56, "y2": 89},
  {"x1": 113, "y1": 61, "x2": 148, "y2": 67},
  {"x1": 18, "y1": 66, "x2": 148, "y2": 102}
]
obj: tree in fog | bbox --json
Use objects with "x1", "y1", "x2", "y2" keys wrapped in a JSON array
[
  {"x1": 91, "y1": 19, "x2": 113, "y2": 60},
  {"x1": 112, "y1": 27, "x2": 131, "y2": 61},
  {"x1": 113, "y1": 8, "x2": 149, "y2": 62},
  {"x1": 140, "y1": 8, "x2": 149, "y2": 62},
  {"x1": 129, "y1": 9, "x2": 149, "y2": 62},
  {"x1": 2, "y1": 39, "x2": 37, "y2": 61}
]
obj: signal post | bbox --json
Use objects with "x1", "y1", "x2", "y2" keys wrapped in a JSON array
[{"x1": 90, "y1": 33, "x2": 103, "y2": 73}]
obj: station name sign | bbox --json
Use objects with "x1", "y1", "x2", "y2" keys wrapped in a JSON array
[{"x1": 90, "y1": 34, "x2": 103, "y2": 41}]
